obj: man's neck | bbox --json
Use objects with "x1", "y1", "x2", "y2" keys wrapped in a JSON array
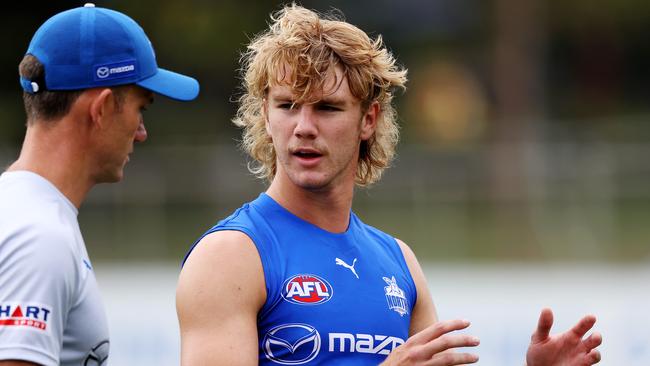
[
  {"x1": 8, "y1": 121, "x2": 92, "y2": 208},
  {"x1": 266, "y1": 175, "x2": 355, "y2": 233}
]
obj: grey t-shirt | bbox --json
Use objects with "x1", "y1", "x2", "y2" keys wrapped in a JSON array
[{"x1": 0, "y1": 171, "x2": 109, "y2": 366}]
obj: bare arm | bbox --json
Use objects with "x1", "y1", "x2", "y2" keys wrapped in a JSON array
[
  {"x1": 0, "y1": 361, "x2": 40, "y2": 366},
  {"x1": 396, "y1": 239, "x2": 439, "y2": 336},
  {"x1": 176, "y1": 230, "x2": 266, "y2": 366},
  {"x1": 379, "y1": 239, "x2": 479, "y2": 365}
]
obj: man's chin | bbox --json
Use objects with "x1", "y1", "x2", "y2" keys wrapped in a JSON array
[
  {"x1": 94, "y1": 169, "x2": 124, "y2": 184},
  {"x1": 294, "y1": 176, "x2": 332, "y2": 192}
]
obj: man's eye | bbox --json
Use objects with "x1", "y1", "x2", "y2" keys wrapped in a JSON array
[{"x1": 320, "y1": 105, "x2": 340, "y2": 111}]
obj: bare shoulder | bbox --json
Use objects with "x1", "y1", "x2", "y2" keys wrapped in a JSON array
[
  {"x1": 177, "y1": 230, "x2": 266, "y2": 316},
  {"x1": 176, "y1": 230, "x2": 265, "y2": 365},
  {"x1": 183, "y1": 229, "x2": 260, "y2": 269},
  {"x1": 394, "y1": 238, "x2": 423, "y2": 276},
  {"x1": 394, "y1": 237, "x2": 439, "y2": 335},
  {"x1": 394, "y1": 238, "x2": 417, "y2": 262}
]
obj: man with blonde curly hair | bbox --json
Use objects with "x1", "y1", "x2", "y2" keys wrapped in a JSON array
[{"x1": 176, "y1": 4, "x2": 601, "y2": 365}]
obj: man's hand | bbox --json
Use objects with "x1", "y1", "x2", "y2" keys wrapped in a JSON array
[
  {"x1": 526, "y1": 308, "x2": 602, "y2": 366},
  {"x1": 381, "y1": 319, "x2": 479, "y2": 365}
]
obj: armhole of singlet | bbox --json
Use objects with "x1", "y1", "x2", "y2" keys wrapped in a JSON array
[
  {"x1": 390, "y1": 237, "x2": 419, "y2": 314},
  {"x1": 194, "y1": 225, "x2": 277, "y2": 315},
  {"x1": 181, "y1": 206, "x2": 249, "y2": 267}
]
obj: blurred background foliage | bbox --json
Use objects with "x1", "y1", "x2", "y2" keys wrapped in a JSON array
[{"x1": 1, "y1": 0, "x2": 649, "y2": 263}]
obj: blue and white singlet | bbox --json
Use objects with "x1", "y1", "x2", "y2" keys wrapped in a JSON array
[{"x1": 185, "y1": 193, "x2": 417, "y2": 365}]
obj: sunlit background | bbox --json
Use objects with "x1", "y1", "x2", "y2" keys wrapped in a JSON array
[{"x1": 1, "y1": 1, "x2": 649, "y2": 365}]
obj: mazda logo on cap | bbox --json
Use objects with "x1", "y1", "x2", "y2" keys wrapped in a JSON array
[{"x1": 96, "y1": 67, "x2": 109, "y2": 79}]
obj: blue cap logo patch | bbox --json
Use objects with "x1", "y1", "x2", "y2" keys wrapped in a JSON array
[
  {"x1": 96, "y1": 67, "x2": 109, "y2": 79},
  {"x1": 94, "y1": 60, "x2": 136, "y2": 81}
]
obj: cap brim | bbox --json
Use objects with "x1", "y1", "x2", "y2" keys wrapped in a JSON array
[{"x1": 136, "y1": 68, "x2": 199, "y2": 101}]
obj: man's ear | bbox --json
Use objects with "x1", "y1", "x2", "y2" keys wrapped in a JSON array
[
  {"x1": 360, "y1": 101, "x2": 380, "y2": 140},
  {"x1": 88, "y1": 88, "x2": 115, "y2": 129}
]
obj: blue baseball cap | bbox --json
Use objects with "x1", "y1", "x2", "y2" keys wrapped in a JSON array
[{"x1": 20, "y1": 3, "x2": 199, "y2": 101}]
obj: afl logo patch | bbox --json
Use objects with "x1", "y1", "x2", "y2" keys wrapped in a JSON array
[{"x1": 282, "y1": 274, "x2": 333, "y2": 305}]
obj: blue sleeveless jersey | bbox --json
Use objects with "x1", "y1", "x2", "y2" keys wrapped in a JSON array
[{"x1": 185, "y1": 193, "x2": 417, "y2": 365}]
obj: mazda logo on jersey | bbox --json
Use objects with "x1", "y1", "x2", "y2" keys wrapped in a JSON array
[
  {"x1": 84, "y1": 340, "x2": 109, "y2": 366},
  {"x1": 263, "y1": 323, "x2": 321, "y2": 365},
  {"x1": 281, "y1": 274, "x2": 333, "y2": 305}
]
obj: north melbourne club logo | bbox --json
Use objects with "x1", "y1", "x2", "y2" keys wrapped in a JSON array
[
  {"x1": 383, "y1": 276, "x2": 409, "y2": 317},
  {"x1": 0, "y1": 302, "x2": 52, "y2": 331},
  {"x1": 282, "y1": 274, "x2": 333, "y2": 305}
]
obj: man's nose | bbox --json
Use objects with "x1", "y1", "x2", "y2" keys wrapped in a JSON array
[{"x1": 294, "y1": 106, "x2": 318, "y2": 138}]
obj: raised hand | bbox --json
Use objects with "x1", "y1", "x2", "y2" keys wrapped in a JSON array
[
  {"x1": 526, "y1": 308, "x2": 602, "y2": 366},
  {"x1": 381, "y1": 319, "x2": 479, "y2": 365}
]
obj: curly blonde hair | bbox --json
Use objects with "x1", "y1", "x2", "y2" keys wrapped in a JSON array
[{"x1": 233, "y1": 4, "x2": 407, "y2": 186}]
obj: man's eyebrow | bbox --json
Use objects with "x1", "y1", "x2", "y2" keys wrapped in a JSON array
[
  {"x1": 320, "y1": 97, "x2": 346, "y2": 104},
  {"x1": 267, "y1": 89, "x2": 350, "y2": 106},
  {"x1": 318, "y1": 97, "x2": 348, "y2": 106},
  {"x1": 268, "y1": 91, "x2": 294, "y2": 101}
]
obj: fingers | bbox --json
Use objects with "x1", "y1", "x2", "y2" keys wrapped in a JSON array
[
  {"x1": 531, "y1": 308, "x2": 554, "y2": 343},
  {"x1": 583, "y1": 331, "x2": 603, "y2": 351},
  {"x1": 410, "y1": 319, "x2": 471, "y2": 345},
  {"x1": 419, "y1": 333, "x2": 480, "y2": 360},
  {"x1": 401, "y1": 320, "x2": 479, "y2": 365},
  {"x1": 430, "y1": 350, "x2": 479, "y2": 365},
  {"x1": 570, "y1": 314, "x2": 597, "y2": 339},
  {"x1": 586, "y1": 348, "x2": 602, "y2": 364}
]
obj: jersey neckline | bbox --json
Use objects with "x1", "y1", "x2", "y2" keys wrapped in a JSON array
[{"x1": 255, "y1": 192, "x2": 357, "y2": 237}]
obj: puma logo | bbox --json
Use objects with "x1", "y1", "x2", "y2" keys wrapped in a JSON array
[{"x1": 335, "y1": 257, "x2": 359, "y2": 279}]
